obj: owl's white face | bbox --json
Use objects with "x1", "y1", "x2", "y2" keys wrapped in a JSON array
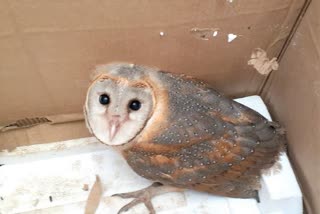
[{"x1": 85, "y1": 76, "x2": 154, "y2": 146}]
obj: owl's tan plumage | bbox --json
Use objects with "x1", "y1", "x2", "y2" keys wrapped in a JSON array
[{"x1": 84, "y1": 63, "x2": 285, "y2": 213}]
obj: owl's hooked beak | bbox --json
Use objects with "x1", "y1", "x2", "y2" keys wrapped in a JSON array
[{"x1": 109, "y1": 117, "x2": 121, "y2": 141}]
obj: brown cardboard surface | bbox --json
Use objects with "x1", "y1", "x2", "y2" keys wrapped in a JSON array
[
  {"x1": 0, "y1": 0, "x2": 304, "y2": 123},
  {"x1": 263, "y1": 0, "x2": 320, "y2": 212}
]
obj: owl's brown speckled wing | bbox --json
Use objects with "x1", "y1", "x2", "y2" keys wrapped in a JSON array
[{"x1": 122, "y1": 72, "x2": 285, "y2": 198}]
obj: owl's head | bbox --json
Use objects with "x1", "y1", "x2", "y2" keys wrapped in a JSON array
[{"x1": 84, "y1": 63, "x2": 157, "y2": 146}]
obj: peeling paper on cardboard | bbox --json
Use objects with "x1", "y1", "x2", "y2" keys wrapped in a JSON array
[
  {"x1": 190, "y1": 28, "x2": 219, "y2": 40},
  {"x1": 248, "y1": 48, "x2": 279, "y2": 75}
]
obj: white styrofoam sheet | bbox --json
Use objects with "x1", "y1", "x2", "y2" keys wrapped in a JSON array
[{"x1": 0, "y1": 96, "x2": 302, "y2": 214}]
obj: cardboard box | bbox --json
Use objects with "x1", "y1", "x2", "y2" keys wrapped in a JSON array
[{"x1": 0, "y1": 0, "x2": 318, "y2": 213}]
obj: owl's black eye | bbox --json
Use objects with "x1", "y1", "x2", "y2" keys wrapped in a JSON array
[
  {"x1": 99, "y1": 94, "x2": 110, "y2": 105},
  {"x1": 129, "y1": 100, "x2": 141, "y2": 111}
]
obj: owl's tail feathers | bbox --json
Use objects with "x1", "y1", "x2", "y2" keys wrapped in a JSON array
[
  {"x1": 254, "y1": 120, "x2": 287, "y2": 157},
  {"x1": 266, "y1": 121, "x2": 287, "y2": 152},
  {"x1": 234, "y1": 120, "x2": 287, "y2": 175},
  {"x1": 236, "y1": 120, "x2": 287, "y2": 151},
  {"x1": 259, "y1": 121, "x2": 287, "y2": 175}
]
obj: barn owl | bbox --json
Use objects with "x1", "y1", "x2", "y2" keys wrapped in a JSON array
[{"x1": 84, "y1": 63, "x2": 285, "y2": 214}]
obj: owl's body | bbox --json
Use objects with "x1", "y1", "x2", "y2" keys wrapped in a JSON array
[{"x1": 85, "y1": 63, "x2": 285, "y2": 211}]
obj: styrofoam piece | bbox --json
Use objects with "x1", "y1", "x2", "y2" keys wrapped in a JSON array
[
  {"x1": 0, "y1": 95, "x2": 302, "y2": 214},
  {"x1": 227, "y1": 198, "x2": 260, "y2": 214}
]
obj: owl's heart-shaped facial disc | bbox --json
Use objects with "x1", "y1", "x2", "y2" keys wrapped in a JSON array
[{"x1": 85, "y1": 71, "x2": 155, "y2": 146}]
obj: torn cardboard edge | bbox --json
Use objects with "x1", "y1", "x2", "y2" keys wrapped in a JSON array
[
  {"x1": 190, "y1": 28, "x2": 220, "y2": 40},
  {"x1": 0, "y1": 113, "x2": 85, "y2": 132}
]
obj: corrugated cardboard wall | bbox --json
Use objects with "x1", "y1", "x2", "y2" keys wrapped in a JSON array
[
  {"x1": 0, "y1": 0, "x2": 304, "y2": 122},
  {"x1": 263, "y1": 0, "x2": 320, "y2": 213}
]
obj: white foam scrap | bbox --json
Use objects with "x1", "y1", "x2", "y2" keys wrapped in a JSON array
[{"x1": 228, "y1": 33, "x2": 238, "y2": 42}]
